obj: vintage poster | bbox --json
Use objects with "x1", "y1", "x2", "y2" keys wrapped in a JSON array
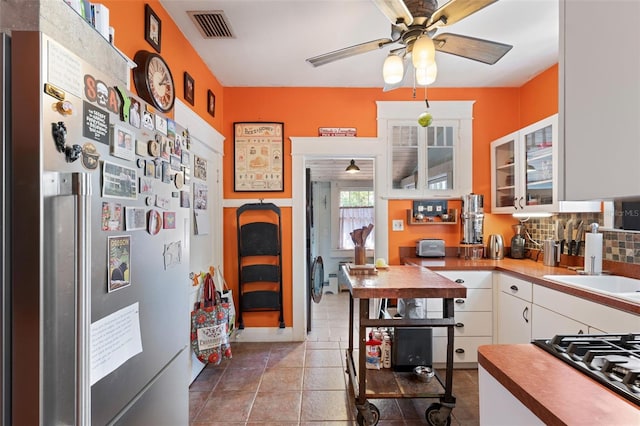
[
  {"x1": 233, "y1": 122, "x2": 284, "y2": 191},
  {"x1": 108, "y1": 235, "x2": 131, "y2": 292}
]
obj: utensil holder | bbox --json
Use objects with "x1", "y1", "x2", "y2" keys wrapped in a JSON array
[{"x1": 354, "y1": 245, "x2": 366, "y2": 265}]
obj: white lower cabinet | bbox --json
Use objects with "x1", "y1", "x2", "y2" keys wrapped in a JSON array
[
  {"x1": 495, "y1": 272, "x2": 640, "y2": 345},
  {"x1": 478, "y1": 366, "x2": 544, "y2": 425},
  {"x1": 497, "y1": 274, "x2": 532, "y2": 344},
  {"x1": 431, "y1": 271, "x2": 493, "y2": 364}
]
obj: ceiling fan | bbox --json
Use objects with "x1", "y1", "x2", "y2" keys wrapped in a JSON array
[{"x1": 306, "y1": 0, "x2": 513, "y2": 90}]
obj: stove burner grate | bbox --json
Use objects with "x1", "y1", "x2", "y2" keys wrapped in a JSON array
[{"x1": 533, "y1": 333, "x2": 640, "y2": 407}]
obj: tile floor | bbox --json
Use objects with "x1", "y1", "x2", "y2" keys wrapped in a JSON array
[{"x1": 190, "y1": 291, "x2": 479, "y2": 425}]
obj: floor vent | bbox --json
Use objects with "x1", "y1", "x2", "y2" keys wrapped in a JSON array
[{"x1": 188, "y1": 10, "x2": 235, "y2": 39}]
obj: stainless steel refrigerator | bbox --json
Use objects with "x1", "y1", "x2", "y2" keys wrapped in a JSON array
[{"x1": 2, "y1": 7, "x2": 190, "y2": 425}]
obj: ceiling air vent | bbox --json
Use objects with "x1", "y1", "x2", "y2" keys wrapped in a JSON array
[{"x1": 188, "y1": 10, "x2": 235, "y2": 39}]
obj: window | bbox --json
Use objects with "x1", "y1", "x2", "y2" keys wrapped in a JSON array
[
  {"x1": 377, "y1": 101, "x2": 474, "y2": 198},
  {"x1": 337, "y1": 189, "x2": 375, "y2": 249}
]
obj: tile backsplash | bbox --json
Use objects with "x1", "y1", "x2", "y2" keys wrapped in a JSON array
[{"x1": 518, "y1": 212, "x2": 640, "y2": 265}]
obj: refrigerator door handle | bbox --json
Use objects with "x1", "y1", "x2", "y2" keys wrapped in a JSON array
[{"x1": 72, "y1": 173, "x2": 92, "y2": 426}]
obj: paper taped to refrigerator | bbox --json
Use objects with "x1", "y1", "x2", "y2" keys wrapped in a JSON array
[{"x1": 90, "y1": 303, "x2": 143, "y2": 386}]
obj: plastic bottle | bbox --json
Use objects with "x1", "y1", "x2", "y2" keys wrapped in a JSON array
[{"x1": 382, "y1": 334, "x2": 392, "y2": 368}]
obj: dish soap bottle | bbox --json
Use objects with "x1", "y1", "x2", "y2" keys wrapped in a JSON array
[{"x1": 510, "y1": 223, "x2": 526, "y2": 259}]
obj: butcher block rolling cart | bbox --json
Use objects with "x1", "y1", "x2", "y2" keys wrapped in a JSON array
[{"x1": 341, "y1": 265, "x2": 467, "y2": 426}]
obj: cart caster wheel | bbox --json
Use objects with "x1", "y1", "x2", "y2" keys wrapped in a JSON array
[
  {"x1": 425, "y1": 403, "x2": 451, "y2": 426},
  {"x1": 356, "y1": 403, "x2": 379, "y2": 426}
]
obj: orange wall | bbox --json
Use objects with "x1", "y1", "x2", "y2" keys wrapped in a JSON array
[
  {"x1": 105, "y1": 2, "x2": 559, "y2": 327},
  {"x1": 102, "y1": 0, "x2": 224, "y2": 130}
]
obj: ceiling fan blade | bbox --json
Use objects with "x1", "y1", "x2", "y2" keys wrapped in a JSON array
[
  {"x1": 426, "y1": 0, "x2": 497, "y2": 30},
  {"x1": 383, "y1": 54, "x2": 411, "y2": 92},
  {"x1": 433, "y1": 33, "x2": 512, "y2": 65},
  {"x1": 306, "y1": 38, "x2": 394, "y2": 67},
  {"x1": 372, "y1": 0, "x2": 414, "y2": 26}
]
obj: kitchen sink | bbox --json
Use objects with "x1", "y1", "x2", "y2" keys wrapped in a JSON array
[{"x1": 543, "y1": 274, "x2": 640, "y2": 303}]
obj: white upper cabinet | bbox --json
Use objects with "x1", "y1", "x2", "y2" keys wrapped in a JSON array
[
  {"x1": 561, "y1": 0, "x2": 640, "y2": 200},
  {"x1": 377, "y1": 101, "x2": 473, "y2": 199},
  {"x1": 491, "y1": 114, "x2": 600, "y2": 214}
]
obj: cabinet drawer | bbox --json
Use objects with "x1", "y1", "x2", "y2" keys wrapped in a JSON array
[
  {"x1": 499, "y1": 274, "x2": 533, "y2": 302},
  {"x1": 431, "y1": 311, "x2": 492, "y2": 337},
  {"x1": 436, "y1": 271, "x2": 493, "y2": 289},
  {"x1": 531, "y1": 304, "x2": 588, "y2": 339},
  {"x1": 426, "y1": 288, "x2": 493, "y2": 313},
  {"x1": 432, "y1": 336, "x2": 492, "y2": 364}
]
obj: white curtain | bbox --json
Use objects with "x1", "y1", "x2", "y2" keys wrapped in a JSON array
[{"x1": 339, "y1": 207, "x2": 374, "y2": 249}]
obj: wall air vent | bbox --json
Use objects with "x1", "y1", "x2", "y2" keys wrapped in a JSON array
[{"x1": 188, "y1": 11, "x2": 235, "y2": 39}]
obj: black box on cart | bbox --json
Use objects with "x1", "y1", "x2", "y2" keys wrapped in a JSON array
[{"x1": 392, "y1": 327, "x2": 433, "y2": 371}]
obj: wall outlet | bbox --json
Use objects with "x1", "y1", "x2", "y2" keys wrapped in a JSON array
[{"x1": 392, "y1": 219, "x2": 404, "y2": 231}]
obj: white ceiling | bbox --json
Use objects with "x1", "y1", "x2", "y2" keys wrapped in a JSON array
[{"x1": 161, "y1": 0, "x2": 559, "y2": 89}]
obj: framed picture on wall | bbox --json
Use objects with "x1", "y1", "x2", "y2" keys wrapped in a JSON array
[
  {"x1": 184, "y1": 72, "x2": 195, "y2": 105},
  {"x1": 207, "y1": 90, "x2": 215, "y2": 117},
  {"x1": 233, "y1": 122, "x2": 284, "y2": 192},
  {"x1": 144, "y1": 4, "x2": 161, "y2": 53}
]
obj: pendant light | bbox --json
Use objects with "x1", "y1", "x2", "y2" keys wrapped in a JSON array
[
  {"x1": 382, "y1": 54, "x2": 404, "y2": 84},
  {"x1": 345, "y1": 159, "x2": 360, "y2": 173}
]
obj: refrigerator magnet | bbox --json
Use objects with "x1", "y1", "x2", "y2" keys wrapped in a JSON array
[
  {"x1": 174, "y1": 172, "x2": 184, "y2": 189},
  {"x1": 81, "y1": 143, "x2": 100, "y2": 170},
  {"x1": 163, "y1": 212, "x2": 176, "y2": 229},
  {"x1": 111, "y1": 125, "x2": 135, "y2": 161},
  {"x1": 147, "y1": 139, "x2": 160, "y2": 157},
  {"x1": 147, "y1": 209, "x2": 162, "y2": 235},
  {"x1": 108, "y1": 235, "x2": 131, "y2": 292}
]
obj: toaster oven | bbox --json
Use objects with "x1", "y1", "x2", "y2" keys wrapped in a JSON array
[{"x1": 416, "y1": 239, "x2": 446, "y2": 258}]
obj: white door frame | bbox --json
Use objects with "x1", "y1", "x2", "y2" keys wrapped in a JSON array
[{"x1": 290, "y1": 137, "x2": 387, "y2": 341}]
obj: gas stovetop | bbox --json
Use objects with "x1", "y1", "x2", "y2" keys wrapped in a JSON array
[{"x1": 532, "y1": 333, "x2": 640, "y2": 407}]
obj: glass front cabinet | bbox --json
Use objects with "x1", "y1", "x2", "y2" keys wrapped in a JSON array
[{"x1": 491, "y1": 114, "x2": 558, "y2": 214}]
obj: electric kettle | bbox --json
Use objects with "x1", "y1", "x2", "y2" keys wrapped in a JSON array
[{"x1": 486, "y1": 234, "x2": 505, "y2": 260}]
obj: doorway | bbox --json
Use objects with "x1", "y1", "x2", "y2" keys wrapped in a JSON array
[
  {"x1": 306, "y1": 158, "x2": 375, "y2": 332},
  {"x1": 290, "y1": 137, "x2": 387, "y2": 341}
]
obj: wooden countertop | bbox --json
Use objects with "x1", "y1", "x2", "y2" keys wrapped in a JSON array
[
  {"x1": 342, "y1": 264, "x2": 467, "y2": 300},
  {"x1": 478, "y1": 344, "x2": 640, "y2": 425},
  {"x1": 403, "y1": 256, "x2": 640, "y2": 315}
]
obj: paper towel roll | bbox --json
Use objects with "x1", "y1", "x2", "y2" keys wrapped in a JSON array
[{"x1": 584, "y1": 233, "x2": 603, "y2": 274}]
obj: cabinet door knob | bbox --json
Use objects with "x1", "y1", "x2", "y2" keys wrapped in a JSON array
[
  {"x1": 455, "y1": 348, "x2": 465, "y2": 354},
  {"x1": 513, "y1": 197, "x2": 518, "y2": 210},
  {"x1": 455, "y1": 279, "x2": 464, "y2": 283},
  {"x1": 519, "y1": 197, "x2": 525, "y2": 209},
  {"x1": 455, "y1": 322, "x2": 464, "y2": 328},
  {"x1": 523, "y1": 306, "x2": 529, "y2": 323},
  {"x1": 455, "y1": 299, "x2": 465, "y2": 304},
  {"x1": 510, "y1": 285, "x2": 519, "y2": 291}
]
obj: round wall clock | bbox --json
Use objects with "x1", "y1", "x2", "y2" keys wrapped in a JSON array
[{"x1": 133, "y1": 50, "x2": 175, "y2": 113}]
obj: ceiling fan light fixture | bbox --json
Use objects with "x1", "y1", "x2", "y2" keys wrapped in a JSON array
[
  {"x1": 345, "y1": 159, "x2": 360, "y2": 174},
  {"x1": 382, "y1": 54, "x2": 404, "y2": 84},
  {"x1": 416, "y1": 63, "x2": 438, "y2": 86},
  {"x1": 412, "y1": 35, "x2": 436, "y2": 69}
]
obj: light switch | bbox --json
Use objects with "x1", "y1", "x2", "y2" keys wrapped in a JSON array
[{"x1": 392, "y1": 219, "x2": 404, "y2": 231}]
